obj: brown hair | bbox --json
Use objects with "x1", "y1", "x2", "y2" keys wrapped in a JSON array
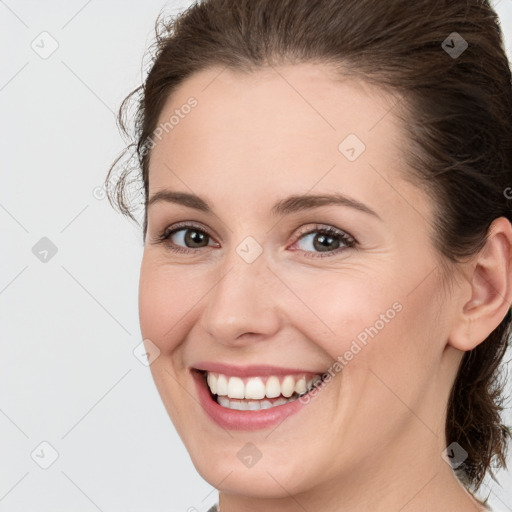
[{"x1": 106, "y1": 0, "x2": 512, "y2": 493}]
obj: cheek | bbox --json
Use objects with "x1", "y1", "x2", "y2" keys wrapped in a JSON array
[
  {"x1": 286, "y1": 264, "x2": 442, "y2": 386},
  {"x1": 138, "y1": 256, "x2": 201, "y2": 352},
  {"x1": 332, "y1": 270, "x2": 446, "y2": 416},
  {"x1": 281, "y1": 268, "x2": 400, "y2": 360}
]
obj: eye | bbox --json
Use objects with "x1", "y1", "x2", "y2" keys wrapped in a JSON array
[
  {"x1": 150, "y1": 222, "x2": 356, "y2": 258},
  {"x1": 151, "y1": 222, "x2": 219, "y2": 254},
  {"x1": 290, "y1": 225, "x2": 356, "y2": 258}
]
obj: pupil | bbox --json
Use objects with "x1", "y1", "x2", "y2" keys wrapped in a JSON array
[
  {"x1": 186, "y1": 230, "x2": 207, "y2": 248},
  {"x1": 314, "y1": 234, "x2": 339, "y2": 252}
]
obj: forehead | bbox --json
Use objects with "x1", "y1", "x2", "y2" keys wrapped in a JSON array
[{"x1": 147, "y1": 63, "x2": 425, "y2": 222}]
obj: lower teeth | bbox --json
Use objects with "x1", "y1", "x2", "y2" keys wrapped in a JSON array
[{"x1": 216, "y1": 394, "x2": 300, "y2": 410}]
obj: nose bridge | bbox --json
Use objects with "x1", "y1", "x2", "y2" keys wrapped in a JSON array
[{"x1": 201, "y1": 245, "x2": 280, "y2": 343}]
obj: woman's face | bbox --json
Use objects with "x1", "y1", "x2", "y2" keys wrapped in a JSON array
[{"x1": 139, "y1": 63, "x2": 462, "y2": 501}]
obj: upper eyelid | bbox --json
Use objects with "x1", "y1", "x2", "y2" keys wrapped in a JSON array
[
  {"x1": 163, "y1": 222, "x2": 356, "y2": 246},
  {"x1": 294, "y1": 224, "x2": 355, "y2": 242}
]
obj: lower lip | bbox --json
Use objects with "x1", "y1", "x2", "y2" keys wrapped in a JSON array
[{"x1": 192, "y1": 370, "x2": 311, "y2": 431}]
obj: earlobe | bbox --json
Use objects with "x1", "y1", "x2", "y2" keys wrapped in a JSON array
[{"x1": 448, "y1": 216, "x2": 512, "y2": 352}]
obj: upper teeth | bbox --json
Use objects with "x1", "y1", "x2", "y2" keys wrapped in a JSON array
[{"x1": 206, "y1": 372, "x2": 322, "y2": 400}]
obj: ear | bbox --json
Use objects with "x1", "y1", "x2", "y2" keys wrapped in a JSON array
[{"x1": 448, "y1": 216, "x2": 512, "y2": 351}]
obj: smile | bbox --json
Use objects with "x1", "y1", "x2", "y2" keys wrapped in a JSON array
[
  {"x1": 206, "y1": 372, "x2": 323, "y2": 410},
  {"x1": 191, "y1": 364, "x2": 331, "y2": 430}
]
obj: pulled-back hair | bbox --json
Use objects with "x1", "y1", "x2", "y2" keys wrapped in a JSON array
[{"x1": 106, "y1": 0, "x2": 512, "y2": 493}]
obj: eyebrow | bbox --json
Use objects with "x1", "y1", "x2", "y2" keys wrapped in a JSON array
[{"x1": 147, "y1": 190, "x2": 381, "y2": 220}]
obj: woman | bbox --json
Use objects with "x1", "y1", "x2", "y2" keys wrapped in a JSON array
[{"x1": 106, "y1": 0, "x2": 512, "y2": 510}]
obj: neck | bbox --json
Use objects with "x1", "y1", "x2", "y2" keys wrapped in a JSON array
[
  {"x1": 218, "y1": 422, "x2": 486, "y2": 512},
  {"x1": 219, "y1": 468, "x2": 485, "y2": 512}
]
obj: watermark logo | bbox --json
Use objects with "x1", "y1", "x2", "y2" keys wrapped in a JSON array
[
  {"x1": 236, "y1": 236, "x2": 263, "y2": 264},
  {"x1": 442, "y1": 442, "x2": 468, "y2": 469},
  {"x1": 237, "y1": 442, "x2": 262, "y2": 468},
  {"x1": 442, "y1": 32, "x2": 468, "y2": 59},
  {"x1": 32, "y1": 237, "x2": 58, "y2": 263},
  {"x1": 338, "y1": 133, "x2": 366, "y2": 162},
  {"x1": 31, "y1": 441, "x2": 59, "y2": 469},
  {"x1": 133, "y1": 338, "x2": 161, "y2": 366},
  {"x1": 31, "y1": 31, "x2": 59, "y2": 59}
]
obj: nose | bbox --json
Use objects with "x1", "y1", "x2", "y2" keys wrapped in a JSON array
[{"x1": 200, "y1": 250, "x2": 282, "y2": 346}]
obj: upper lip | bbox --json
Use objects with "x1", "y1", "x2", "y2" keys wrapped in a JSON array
[{"x1": 192, "y1": 362, "x2": 325, "y2": 378}]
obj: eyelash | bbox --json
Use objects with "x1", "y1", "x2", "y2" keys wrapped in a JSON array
[{"x1": 151, "y1": 222, "x2": 357, "y2": 258}]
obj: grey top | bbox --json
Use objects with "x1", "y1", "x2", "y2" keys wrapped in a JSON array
[
  {"x1": 205, "y1": 499, "x2": 495, "y2": 511},
  {"x1": 205, "y1": 500, "x2": 494, "y2": 511}
]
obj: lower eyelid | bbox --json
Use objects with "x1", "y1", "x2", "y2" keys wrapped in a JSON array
[
  {"x1": 290, "y1": 240, "x2": 353, "y2": 257},
  {"x1": 157, "y1": 224, "x2": 355, "y2": 256}
]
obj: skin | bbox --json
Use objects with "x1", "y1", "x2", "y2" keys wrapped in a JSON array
[{"x1": 138, "y1": 63, "x2": 512, "y2": 511}]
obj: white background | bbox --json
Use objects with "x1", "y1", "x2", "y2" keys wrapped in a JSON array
[{"x1": 1, "y1": 1, "x2": 511, "y2": 510}]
